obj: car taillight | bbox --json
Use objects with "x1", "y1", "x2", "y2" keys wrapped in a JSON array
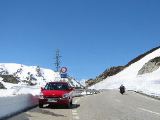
[{"x1": 39, "y1": 92, "x2": 44, "y2": 99}]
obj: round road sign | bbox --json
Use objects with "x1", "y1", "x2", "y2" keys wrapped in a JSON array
[{"x1": 60, "y1": 67, "x2": 67, "y2": 73}]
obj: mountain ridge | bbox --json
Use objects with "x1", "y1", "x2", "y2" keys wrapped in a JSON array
[
  {"x1": 0, "y1": 63, "x2": 81, "y2": 88},
  {"x1": 90, "y1": 46, "x2": 160, "y2": 94},
  {"x1": 86, "y1": 46, "x2": 160, "y2": 87}
]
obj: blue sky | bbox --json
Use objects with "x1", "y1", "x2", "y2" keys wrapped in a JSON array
[{"x1": 0, "y1": 0, "x2": 159, "y2": 80}]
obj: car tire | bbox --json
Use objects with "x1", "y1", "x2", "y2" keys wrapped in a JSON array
[
  {"x1": 66, "y1": 101, "x2": 72, "y2": 109},
  {"x1": 39, "y1": 103, "x2": 43, "y2": 108},
  {"x1": 70, "y1": 100, "x2": 73, "y2": 106}
]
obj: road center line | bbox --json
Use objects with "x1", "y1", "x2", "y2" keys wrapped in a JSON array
[
  {"x1": 138, "y1": 107, "x2": 160, "y2": 116},
  {"x1": 72, "y1": 110, "x2": 77, "y2": 113},
  {"x1": 72, "y1": 110, "x2": 80, "y2": 120},
  {"x1": 74, "y1": 116, "x2": 80, "y2": 120},
  {"x1": 72, "y1": 112, "x2": 78, "y2": 115},
  {"x1": 74, "y1": 98, "x2": 80, "y2": 104},
  {"x1": 115, "y1": 99, "x2": 121, "y2": 103}
]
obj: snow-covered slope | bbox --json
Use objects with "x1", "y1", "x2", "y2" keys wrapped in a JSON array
[
  {"x1": 0, "y1": 63, "x2": 81, "y2": 88},
  {"x1": 90, "y1": 48, "x2": 160, "y2": 96},
  {"x1": 0, "y1": 63, "x2": 59, "y2": 87},
  {"x1": 80, "y1": 79, "x2": 87, "y2": 87}
]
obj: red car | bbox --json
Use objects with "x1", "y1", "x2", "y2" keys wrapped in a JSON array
[{"x1": 39, "y1": 82, "x2": 74, "y2": 108}]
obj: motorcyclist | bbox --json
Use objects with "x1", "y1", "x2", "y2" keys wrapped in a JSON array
[{"x1": 119, "y1": 84, "x2": 125, "y2": 94}]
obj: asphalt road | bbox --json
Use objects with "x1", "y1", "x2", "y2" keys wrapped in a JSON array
[{"x1": 7, "y1": 90, "x2": 160, "y2": 120}]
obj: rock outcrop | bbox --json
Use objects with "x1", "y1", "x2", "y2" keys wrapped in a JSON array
[
  {"x1": 0, "y1": 75, "x2": 20, "y2": 84},
  {"x1": 138, "y1": 57, "x2": 160, "y2": 75},
  {"x1": 0, "y1": 82, "x2": 6, "y2": 89}
]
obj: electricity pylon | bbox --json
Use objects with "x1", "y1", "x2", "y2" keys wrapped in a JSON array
[{"x1": 54, "y1": 49, "x2": 61, "y2": 72}]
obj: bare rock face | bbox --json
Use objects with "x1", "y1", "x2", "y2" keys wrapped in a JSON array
[
  {"x1": 0, "y1": 82, "x2": 6, "y2": 89},
  {"x1": 85, "y1": 66, "x2": 124, "y2": 87},
  {"x1": 0, "y1": 75, "x2": 20, "y2": 84},
  {"x1": 138, "y1": 57, "x2": 160, "y2": 75},
  {"x1": 100, "y1": 66, "x2": 125, "y2": 79}
]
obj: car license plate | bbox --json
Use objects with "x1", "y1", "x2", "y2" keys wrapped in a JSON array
[{"x1": 47, "y1": 98, "x2": 57, "y2": 102}]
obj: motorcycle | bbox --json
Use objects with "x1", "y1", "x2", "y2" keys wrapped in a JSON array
[{"x1": 119, "y1": 85, "x2": 125, "y2": 95}]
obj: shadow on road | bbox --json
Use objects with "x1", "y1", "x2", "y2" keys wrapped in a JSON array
[
  {"x1": 30, "y1": 108, "x2": 66, "y2": 117},
  {"x1": 71, "y1": 104, "x2": 80, "y2": 109},
  {"x1": 43, "y1": 103, "x2": 80, "y2": 109},
  {"x1": 4, "y1": 106, "x2": 37, "y2": 120},
  {"x1": 6, "y1": 113, "x2": 32, "y2": 120}
]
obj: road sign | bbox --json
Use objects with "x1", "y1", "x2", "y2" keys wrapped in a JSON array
[
  {"x1": 60, "y1": 73, "x2": 68, "y2": 78},
  {"x1": 60, "y1": 67, "x2": 67, "y2": 73}
]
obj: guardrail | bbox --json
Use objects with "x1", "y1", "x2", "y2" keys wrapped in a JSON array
[{"x1": 72, "y1": 89, "x2": 100, "y2": 97}]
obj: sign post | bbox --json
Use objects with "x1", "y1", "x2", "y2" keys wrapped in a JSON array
[{"x1": 60, "y1": 67, "x2": 68, "y2": 78}]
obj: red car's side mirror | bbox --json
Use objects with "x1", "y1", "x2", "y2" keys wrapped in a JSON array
[{"x1": 69, "y1": 87, "x2": 74, "y2": 91}]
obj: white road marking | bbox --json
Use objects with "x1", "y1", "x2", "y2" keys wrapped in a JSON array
[
  {"x1": 138, "y1": 107, "x2": 160, "y2": 116},
  {"x1": 74, "y1": 100, "x2": 78, "y2": 104},
  {"x1": 72, "y1": 98, "x2": 81, "y2": 120},
  {"x1": 72, "y1": 109, "x2": 80, "y2": 120},
  {"x1": 74, "y1": 98, "x2": 80, "y2": 104},
  {"x1": 72, "y1": 110, "x2": 77, "y2": 113},
  {"x1": 115, "y1": 99, "x2": 121, "y2": 103},
  {"x1": 73, "y1": 116, "x2": 80, "y2": 120},
  {"x1": 72, "y1": 112, "x2": 78, "y2": 115}
]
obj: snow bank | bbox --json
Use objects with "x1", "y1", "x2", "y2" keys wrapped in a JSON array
[
  {"x1": 0, "y1": 94, "x2": 38, "y2": 119},
  {"x1": 0, "y1": 85, "x2": 40, "y2": 119}
]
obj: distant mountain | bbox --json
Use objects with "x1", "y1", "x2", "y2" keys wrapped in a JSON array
[
  {"x1": 90, "y1": 46, "x2": 160, "y2": 95},
  {"x1": 86, "y1": 66, "x2": 124, "y2": 86},
  {"x1": 79, "y1": 79, "x2": 87, "y2": 87},
  {"x1": 87, "y1": 46, "x2": 160, "y2": 87},
  {"x1": 0, "y1": 63, "x2": 82, "y2": 89}
]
